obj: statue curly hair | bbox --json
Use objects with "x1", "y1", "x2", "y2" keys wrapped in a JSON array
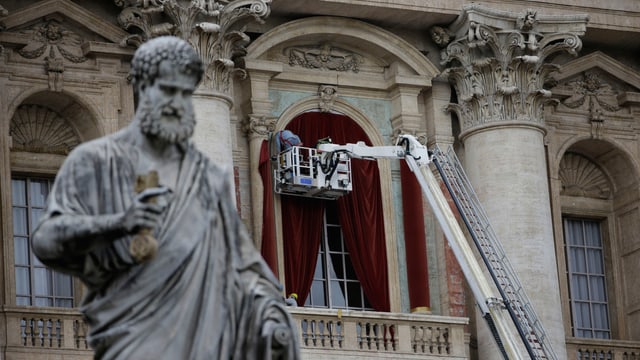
[{"x1": 130, "y1": 36, "x2": 204, "y2": 93}]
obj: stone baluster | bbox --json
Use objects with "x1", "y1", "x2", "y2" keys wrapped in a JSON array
[{"x1": 437, "y1": 4, "x2": 588, "y2": 359}]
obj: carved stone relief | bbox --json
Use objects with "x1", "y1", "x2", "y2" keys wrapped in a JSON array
[
  {"x1": 439, "y1": 5, "x2": 588, "y2": 133},
  {"x1": 243, "y1": 114, "x2": 275, "y2": 139},
  {"x1": 285, "y1": 43, "x2": 362, "y2": 73},
  {"x1": 10, "y1": 104, "x2": 81, "y2": 155},
  {"x1": 115, "y1": 0, "x2": 271, "y2": 94},
  {"x1": 318, "y1": 85, "x2": 337, "y2": 112},
  {"x1": 559, "y1": 152, "x2": 611, "y2": 199},
  {"x1": 15, "y1": 19, "x2": 88, "y2": 91}
]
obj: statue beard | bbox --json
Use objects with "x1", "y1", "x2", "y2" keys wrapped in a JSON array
[{"x1": 137, "y1": 96, "x2": 195, "y2": 146}]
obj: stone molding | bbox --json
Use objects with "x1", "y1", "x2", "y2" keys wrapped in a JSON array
[
  {"x1": 9, "y1": 104, "x2": 81, "y2": 155},
  {"x1": 439, "y1": 4, "x2": 588, "y2": 134},
  {"x1": 116, "y1": 0, "x2": 271, "y2": 94}
]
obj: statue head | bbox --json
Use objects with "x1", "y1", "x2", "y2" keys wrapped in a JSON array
[{"x1": 130, "y1": 36, "x2": 204, "y2": 145}]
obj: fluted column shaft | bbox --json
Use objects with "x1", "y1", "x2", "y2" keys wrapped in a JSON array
[{"x1": 439, "y1": 5, "x2": 588, "y2": 359}]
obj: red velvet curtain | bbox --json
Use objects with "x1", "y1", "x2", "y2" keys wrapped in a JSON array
[
  {"x1": 282, "y1": 112, "x2": 390, "y2": 311},
  {"x1": 400, "y1": 161, "x2": 430, "y2": 310},
  {"x1": 259, "y1": 142, "x2": 278, "y2": 276}
]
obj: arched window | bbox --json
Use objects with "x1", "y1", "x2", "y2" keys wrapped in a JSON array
[
  {"x1": 261, "y1": 112, "x2": 390, "y2": 311},
  {"x1": 8, "y1": 103, "x2": 83, "y2": 308}
]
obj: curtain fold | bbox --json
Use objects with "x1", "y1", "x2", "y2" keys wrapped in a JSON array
[
  {"x1": 281, "y1": 112, "x2": 390, "y2": 311},
  {"x1": 259, "y1": 141, "x2": 278, "y2": 276}
]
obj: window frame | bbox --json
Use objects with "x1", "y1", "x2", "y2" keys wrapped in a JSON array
[
  {"x1": 563, "y1": 216, "x2": 612, "y2": 339},
  {"x1": 11, "y1": 175, "x2": 75, "y2": 308},
  {"x1": 305, "y1": 202, "x2": 373, "y2": 311},
  {"x1": 558, "y1": 199, "x2": 620, "y2": 340}
]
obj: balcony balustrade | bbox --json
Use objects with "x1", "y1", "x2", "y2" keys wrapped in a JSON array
[
  {"x1": 567, "y1": 337, "x2": 640, "y2": 360},
  {"x1": 288, "y1": 307, "x2": 470, "y2": 359}
]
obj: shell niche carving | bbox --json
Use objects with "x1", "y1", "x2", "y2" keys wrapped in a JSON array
[
  {"x1": 10, "y1": 105, "x2": 81, "y2": 154},
  {"x1": 559, "y1": 152, "x2": 611, "y2": 199}
]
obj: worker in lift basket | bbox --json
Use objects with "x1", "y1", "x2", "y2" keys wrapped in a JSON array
[{"x1": 275, "y1": 130, "x2": 302, "y2": 153}]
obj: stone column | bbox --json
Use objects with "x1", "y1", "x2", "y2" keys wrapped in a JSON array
[
  {"x1": 437, "y1": 5, "x2": 588, "y2": 359},
  {"x1": 115, "y1": 0, "x2": 272, "y2": 172}
]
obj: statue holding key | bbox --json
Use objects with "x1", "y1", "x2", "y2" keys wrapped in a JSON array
[{"x1": 32, "y1": 36, "x2": 299, "y2": 360}]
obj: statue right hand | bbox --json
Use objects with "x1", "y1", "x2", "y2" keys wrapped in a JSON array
[{"x1": 122, "y1": 186, "x2": 171, "y2": 234}]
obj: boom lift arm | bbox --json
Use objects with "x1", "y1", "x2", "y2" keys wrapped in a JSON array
[{"x1": 273, "y1": 134, "x2": 556, "y2": 360}]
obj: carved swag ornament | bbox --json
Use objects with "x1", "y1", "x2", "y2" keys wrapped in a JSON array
[{"x1": 16, "y1": 19, "x2": 87, "y2": 91}]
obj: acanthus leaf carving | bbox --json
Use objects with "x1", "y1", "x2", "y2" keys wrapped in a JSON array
[
  {"x1": 116, "y1": 0, "x2": 271, "y2": 94},
  {"x1": 438, "y1": 5, "x2": 588, "y2": 133}
]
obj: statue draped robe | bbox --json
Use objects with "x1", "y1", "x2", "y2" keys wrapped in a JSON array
[{"x1": 34, "y1": 130, "x2": 298, "y2": 359}]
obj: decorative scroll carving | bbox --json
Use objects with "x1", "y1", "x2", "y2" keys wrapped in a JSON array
[
  {"x1": 10, "y1": 105, "x2": 81, "y2": 154},
  {"x1": 559, "y1": 152, "x2": 611, "y2": 199},
  {"x1": 440, "y1": 5, "x2": 588, "y2": 133},
  {"x1": 318, "y1": 85, "x2": 337, "y2": 112},
  {"x1": 116, "y1": 0, "x2": 272, "y2": 94},
  {"x1": 286, "y1": 43, "x2": 362, "y2": 73}
]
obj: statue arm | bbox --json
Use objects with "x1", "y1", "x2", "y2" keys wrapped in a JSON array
[
  {"x1": 32, "y1": 212, "x2": 128, "y2": 262},
  {"x1": 32, "y1": 187, "x2": 169, "y2": 266}
]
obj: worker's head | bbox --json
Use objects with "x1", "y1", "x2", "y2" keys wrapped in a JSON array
[
  {"x1": 130, "y1": 36, "x2": 204, "y2": 145},
  {"x1": 289, "y1": 293, "x2": 298, "y2": 300}
]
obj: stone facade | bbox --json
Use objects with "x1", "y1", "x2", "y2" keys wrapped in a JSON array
[{"x1": 0, "y1": 1, "x2": 639, "y2": 359}]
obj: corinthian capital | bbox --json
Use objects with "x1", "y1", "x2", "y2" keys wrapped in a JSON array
[
  {"x1": 116, "y1": 0, "x2": 271, "y2": 94},
  {"x1": 439, "y1": 5, "x2": 588, "y2": 133}
]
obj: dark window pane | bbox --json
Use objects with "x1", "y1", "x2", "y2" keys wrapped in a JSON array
[
  {"x1": 330, "y1": 281, "x2": 346, "y2": 308},
  {"x1": 16, "y1": 296, "x2": 31, "y2": 306},
  {"x1": 14, "y1": 237, "x2": 30, "y2": 265},
  {"x1": 345, "y1": 257, "x2": 358, "y2": 280},
  {"x1": 35, "y1": 297, "x2": 53, "y2": 307},
  {"x1": 29, "y1": 180, "x2": 50, "y2": 207},
  {"x1": 34, "y1": 268, "x2": 51, "y2": 296},
  {"x1": 54, "y1": 272, "x2": 73, "y2": 297},
  {"x1": 12, "y1": 208, "x2": 28, "y2": 236},
  {"x1": 15, "y1": 267, "x2": 31, "y2": 295},
  {"x1": 346, "y1": 282, "x2": 363, "y2": 309},
  {"x1": 327, "y1": 228, "x2": 342, "y2": 252},
  {"x1": 330, "y1": 253, "x2": 345, "y2": 279},
  {"x1": 313, "y1": 255, "x2": 325, "y2": 279},
  {"x1": 55, "y1": 299, "x2": 73, "y2": 308},
  {"x1": 11, "y1": 179, "x2": 26, "y2": 206},
  {"x1": 310, "y1": 280, "x2": 326, "y2": 307}
]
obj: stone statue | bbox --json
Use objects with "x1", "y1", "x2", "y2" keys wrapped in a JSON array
[{"x1": 32, "y1": 36, "x2": 300, "y2": 360}]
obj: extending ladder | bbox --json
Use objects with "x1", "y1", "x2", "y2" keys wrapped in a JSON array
[{"x1": 425, "y1": 145, "x2": 557, "y2": 360}]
